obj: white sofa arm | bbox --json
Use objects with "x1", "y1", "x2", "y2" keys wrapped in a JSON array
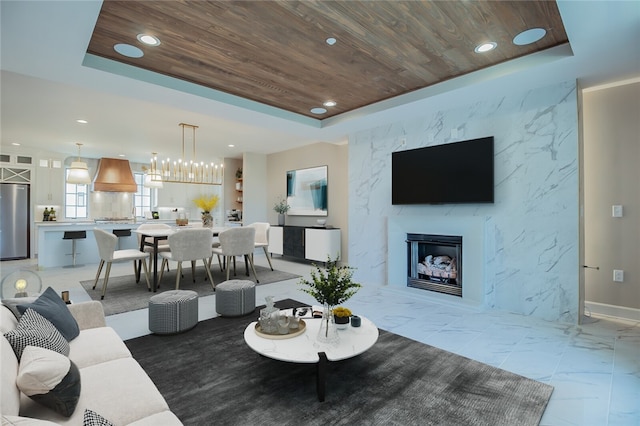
[{"x1": 67, "y1": 301, "x2": 107, "y2": 330}]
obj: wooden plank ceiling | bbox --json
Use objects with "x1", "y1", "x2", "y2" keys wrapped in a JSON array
[{"x1": 87, "y1": 1, "x2": 568, "y2": 119}]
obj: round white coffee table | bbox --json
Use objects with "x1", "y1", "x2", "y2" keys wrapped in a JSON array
[{"x1": 244, "y1": 314, "x2": 379, "y2": 401}]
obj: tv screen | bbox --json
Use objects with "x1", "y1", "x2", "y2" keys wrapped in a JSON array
[{"x1": 392, "y1": 136, "x2": 494, "y2": 204}]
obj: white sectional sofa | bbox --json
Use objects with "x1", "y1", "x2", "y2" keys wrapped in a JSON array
[{"x1": 1, "y1": 300, "x2": 182, "y2": 425}]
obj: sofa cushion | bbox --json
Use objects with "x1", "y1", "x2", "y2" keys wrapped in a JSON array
[
  {"x1": 83, "y1": 409, "x2": 115, "y2": 426},
  {"x1": 1, "y1": 415, "x2": 59, "y2": 425},
  {"x1": 17, "y1": 287, "x2": 79, "y2": 341},
  {"x1": 1, "y1": 337, "x2": 21, "y2": 416},
  {"x1": 1, "y1": 304, "x2": 21, "y2": 334},
  {"x1": 2, "y1": 297, "x2": 38, "y2": 321},
  {"x1": 20, "y1": 358, "x2": 171, "y2": 425},
  {"x1": 127, "y1": 410, "x2": 183, "y2": 425},
  {"x1": 68, "y1": 327, "x2": 131, "y2": 369},
  {"x1": 17, "y1": 346, "x2": 81, "y2": 417},
  {"x1": 4, "y1": 309, "x2": 70, "y2": 360}
]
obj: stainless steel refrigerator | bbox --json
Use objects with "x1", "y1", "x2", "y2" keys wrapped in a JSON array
[{"x1": 1, "y1": 183, "x2": 30, "y2": 260}]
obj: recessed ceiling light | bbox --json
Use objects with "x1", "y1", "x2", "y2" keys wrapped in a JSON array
[
  {"x1": 228, "y1": 144, "x2": 235, "y2": 148},
  {"x1": 513, "y1": 28, "x2": 547, "y2": 46},
  {"x1": 137, "y1": 33, "x2": 161, "y2": 46},
  {"x1": 11, "y1": 142, "x2": 20, "y2": 146},
  {"x1": 114, "y1": 43, "x2": 144, "y2": 58},
  {"x1": 76, "y1": 119, "x2": 88, "y2": 124},
  {"x1": 118, "y1": 154, "x2": 126, "y2": 157},
  {"x1": 474, "y1": 42, "x2": 497, "y2": 53},
  {"x1": 310, "y1": 107, "x2": 327, "y2": 115},
  {"x1": 326, "y1": 37, "x2": 337, "y2": 46},
  {"x1": 323, "y1": 100, "x2": 337, "y2": 107}
]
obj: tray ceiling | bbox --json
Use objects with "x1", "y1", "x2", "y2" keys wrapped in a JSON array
[{"x1": 87, "y1": 1, "x2": 568, "y2": 121}]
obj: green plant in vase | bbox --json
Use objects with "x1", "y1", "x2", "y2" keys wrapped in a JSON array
[
  {"x1": 273, "y1": 196, "x2": 290, "y2": 226},
  {"x1": 298, "y1": 256, "x2": 361, "y2": 340}
]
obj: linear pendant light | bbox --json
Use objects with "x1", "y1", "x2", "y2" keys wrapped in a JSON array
[
  {"x1": 66, "y1": 143, "x2": 92, "y2": 184},
  {"x1": 144, "y1": 152, "x2": 163, "y2": 188},
  {"x1": 149, "y1": 123, "x2": 223, "y2": 186}
]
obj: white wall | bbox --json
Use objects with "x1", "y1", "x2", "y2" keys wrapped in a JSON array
[
  {"x1": 267, "y1": 142, "x2": 349, "y2": 261},
  {"x1": 583, "y1": 81, "x2": 640, "y2": 314},
  {"x1": 242, "y1": 152, "x2": 267, "y2": 226},
  {"x1": 348, "y1": 80, "x2": 580, "y2": 323}
]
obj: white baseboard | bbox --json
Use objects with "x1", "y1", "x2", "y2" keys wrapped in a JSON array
[{"x1": 584, "y1": 301, "x2": 640, "y2": 321}]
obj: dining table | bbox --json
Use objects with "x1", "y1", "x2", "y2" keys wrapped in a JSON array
[{"x1": 133, "y1": 226, "x2": 226, "y2": 292}]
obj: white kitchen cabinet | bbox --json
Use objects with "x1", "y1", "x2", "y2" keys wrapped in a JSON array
[{"x1": 35, "y1": 158, "x2": 64, "y2": 205}]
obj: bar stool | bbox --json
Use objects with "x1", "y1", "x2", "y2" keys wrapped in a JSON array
[
  {"x1": 112, "y1": 228, "x2": 131, "y2": 250},
  {"x1": 63, "y1": 230, "x2": 86, "y2": 267}
]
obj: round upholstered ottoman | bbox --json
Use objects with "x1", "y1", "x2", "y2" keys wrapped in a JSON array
[
  {"x1": 215, "y1": 280, "x2": 256, "y2": 317},
  {"x1": 148, "y1": 290, "x2": 199, "y2": 334}
]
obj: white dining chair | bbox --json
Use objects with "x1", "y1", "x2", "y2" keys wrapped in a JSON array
[
  {"x1": 246, "y1": 222, "x2": 273, "y2": 271},
  {"x1": 212, "y1": 227, "x2": 260, "y2": 283},
  {"x1": 92, "y1": 228, "x2": 152, "y2": 300},
  {"x1": 158, "y1": 228, "x2": 216, "y2": 290}
]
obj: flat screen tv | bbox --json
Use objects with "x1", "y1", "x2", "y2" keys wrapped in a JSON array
[{"x1": 392, "y1": 136, "x2": 494, "y2": 205}]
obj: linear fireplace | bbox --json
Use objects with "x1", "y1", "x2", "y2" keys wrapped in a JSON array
[{"x1": 407, "y1": 233, "x2": 462, "y2": 296}]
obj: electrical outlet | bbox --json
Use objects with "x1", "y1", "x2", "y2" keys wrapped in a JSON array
[{"x1": 613, "y1": 269, "x2": 624, "y2": 282}]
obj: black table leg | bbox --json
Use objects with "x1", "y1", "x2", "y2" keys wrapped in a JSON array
[
  {"x1": 153, "y1": 238, "x2": 159, "y2": 292},
  {"x1": 316, "y1": 352, "x2": 327, "y2": 402}
]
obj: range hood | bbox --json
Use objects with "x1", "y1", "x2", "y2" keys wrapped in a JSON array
[{"x1": 93, "y1": 158, "x2": 137, "y2": 192}]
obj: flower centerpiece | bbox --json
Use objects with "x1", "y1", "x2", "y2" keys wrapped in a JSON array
[
  {"x1": 193, "y1": 194, "x2": 219, "y2": 228},
  {"x1": 332, "y1": 306, "x2": 352, "y2": 329},
  {"x1": 273, "y1": 196, "x2": 290, "y2": 226},
  {"x1": 298, "y1": 256, "x2": 361, "y2": 341}
]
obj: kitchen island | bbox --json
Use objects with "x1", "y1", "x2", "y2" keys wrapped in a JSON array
[{"x1": 36, "y1": 221, "x2": 175, "y2": 268}]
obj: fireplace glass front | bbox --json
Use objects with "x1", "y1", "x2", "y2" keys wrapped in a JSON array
[{"x1": 407, "y1": 233, "x2": 462, "y2": 296}]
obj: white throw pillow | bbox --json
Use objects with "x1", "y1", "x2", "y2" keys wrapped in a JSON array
[{"x1": 16, "y1": 345, "x2": 81, "y2": 417}]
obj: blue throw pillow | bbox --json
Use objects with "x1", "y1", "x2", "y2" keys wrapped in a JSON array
[{"x1": 17, "y1": 287, "x2": 79, "y2": 341}]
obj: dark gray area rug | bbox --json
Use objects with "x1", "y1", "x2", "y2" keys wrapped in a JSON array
[
  {"x1": 125, "y1": 299, "x2": 553, "y2": 426},
  {"x1": 80, "y1": 264, "x2": 299, "y2": 316}
]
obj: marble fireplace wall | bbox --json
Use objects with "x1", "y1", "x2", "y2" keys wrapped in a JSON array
[{"x1": 348, "y1": 80, "x2": 579, "y2": 323}]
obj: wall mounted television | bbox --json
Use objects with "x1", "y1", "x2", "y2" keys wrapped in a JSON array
[
  {"x1": 286, "y1": 165, "x2": 328, "y2": 216},
  {"x1": 392, "y1": 136, "x2": 494, "y2": 205}
]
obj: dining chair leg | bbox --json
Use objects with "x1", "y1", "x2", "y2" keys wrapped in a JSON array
[
  {"x1": 175, "y1": 262, "x2": 183, "y2": 290},
  {"x1": 263, "y1": 246, "x2": 274, "y2": 270},
  {"x1": 246, "y1": 254, "x2": 260, "y2": 283},
  {"x1": 158, "y1": 259, "x2": 168, "y2": 284},
  {"x1": 203, "y1": 258, "x2": 215, "y2": 290},
  {"x1": 92, "y1": 260, "x2": 105, "y2": 290},
  {"x1": 225, "y1": 256, "x2": 232, "y2": 281},
  {"x1": 139, "y1": 259, "x2": 152, "y2": 291},
  {"x1": 100, "y1": 262, "x2": 112, "y2": 300},
  {"x1": 134, "y1": 260, "x2": 141, "y2": 283},
  {"x1": 217, "y1": 255, "x2": 223, "y2": 272},
  {"x1": 191, "y1": 260, "x2": 197, "y2": 283}
]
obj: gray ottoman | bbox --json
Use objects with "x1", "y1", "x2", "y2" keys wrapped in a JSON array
[
  {"x1": 148, "y1": 290, "x2": 199, "y2": 334},
  {"x1": 215, "y1": 280, "x2": 256, "y2": 316}
]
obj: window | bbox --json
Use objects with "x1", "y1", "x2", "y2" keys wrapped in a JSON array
[
  {"x1": 64, "y1": 171, "x2": 88, "y2": 219},
  {"x1": 134, "y1": 172, "x2": 155, "y2": 217}
]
